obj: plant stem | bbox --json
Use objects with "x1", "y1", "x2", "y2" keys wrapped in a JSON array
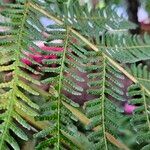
[{"x1": 29, "y1": 2, "x2": 150, "y2": 97}]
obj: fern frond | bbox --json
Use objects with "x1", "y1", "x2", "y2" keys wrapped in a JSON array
[
  {"x1": 0, "y1": 1, "x2": 48, "y2": 149},
  {"x1": 83, "y1": 51, "x2": 127, "y2": 149},
  {"x1": 63, "y1": 101, "x2": 129, "y2": 150},
  {"x1": 30, "y1": 1, "x2": 150, "y2": 98},
  {"x1": 34, "y1": 99, "x2": 93, "y2": 149},
  {"x1": 126, "y1": 63, "x2": 150, "y2": 91},
  {"x1": 1, "y1": 0, "x2": 150, "y2": 149},
  {"x1": 103, "y1": 33, "x2": 150, "y2": 63},
  {"x1": 42, "y1": 0, "x2": 150, "y2": 65},
  {"x1": 33, "y1": 23, "x2": 93, "y2": 149},
  {"x1": 128, "y1": 83, "x2": 150, "y2": 150}
]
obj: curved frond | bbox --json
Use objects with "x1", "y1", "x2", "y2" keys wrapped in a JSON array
[
  {"x1": 103, "y1": 33, "x2": 150, "y2": 63},
  {"x1": 0, "y1": 0, "x2": 150, "y2": 150},
  {"x1": 0, "y1": 1, "x2": 46, "y2": 149},
  {"x1": 34, "y1": 24, "x2": 93, "y2": 149},
  {"x1": 126, "y1": 63, "x2": 150, "y2": 91},
  {"x1": 83, "y1": 51, "x2": 127, "y2": 149},
  {"x1": 128, "y1": 84, "x2": 150, "y2": 150}
]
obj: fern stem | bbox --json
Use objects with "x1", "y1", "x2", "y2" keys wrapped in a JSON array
[
  {"x1": 0, "y1": 88, "x2": 52, "y2": 132},
  {"x1": 101, "y1": 55, "x2": 108, "y2": 150},
  {"x1": 0, "y1": 2, "x2": 30, "y2": 149},
  {"x1": 63, "y1": 101, "x2": 129, "y2": 150},
  {"x1": 0, "y1": 91, "x2": 14, "y2": 149},
  {"x1": 71, "y1": 29, "x2": 150, "y2": 97},
  {"x1": 29, "y1": 2, "x2": 63, "y2": 25},
  {"x1": 142, "y1": 88, "x2": 150, "y2": 130},
  {"x1": 29, "y1": 2, "x2": 150, "y2": 97},
  {"x1": 57, "y1": 26, "x2": 69, "y2": 149}
]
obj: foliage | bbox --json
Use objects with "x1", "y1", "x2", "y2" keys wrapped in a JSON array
[
  {"x1": 128, "y1": 83, "x2": 150, "y2": 150},
  {"x1": 83, "y1": 51, "x2": 126, "y2": 149},
  {"x1": 0, "y1": 0, "x2": 150, "y2": 150}
]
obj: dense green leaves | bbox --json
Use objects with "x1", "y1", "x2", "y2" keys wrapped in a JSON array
[
  {"x1": 128, "y1": 84, "x2": 150, "y2": 150},
  {"x1": 0, "y1": 1, "x2": 42, "y2": 149},
  {"x1": 0, "y1": 0, "x2": 150, "y2": 150},
  {"x1": 126, "y1": 63, "x2": 150, "y2": 91},
  {"x1": 34, "y1": 23, "x2": 93, "y2": 149},
  {"x1": 83, "y1": 51, "x2": 125, "y2": 149},
  {"x1": 104, "y1": 33, "x2": 150, "y2": 63}
]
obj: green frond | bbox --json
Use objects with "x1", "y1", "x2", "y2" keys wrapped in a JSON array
[
  {"x1": 128, "y1": 83, "x2": 150, "y2": 149},
  {"x1": 45, "y1": 0, "x2": 136, "y2": 33},
  {"x1": 0, "y1": 1, "x2": 47, "y2": 149},
  {"x1": 84, "y1": 51, "x2": 126, "y2": 149},
  {"x1": 34, "y1": 99, "x2": 92, "y2": 149},
  {"x1": 0, "y1": 0, "x2": 150, "y2": 149},
  {"x1": 34, "y1": 23, "x2": 92, "y2": 149},
  {"x1": 126, "y1": 63, "x2": 150, "y2": 91},
  {"x1": 103, "y1": 33, "x2": 150, "y2": 63}
]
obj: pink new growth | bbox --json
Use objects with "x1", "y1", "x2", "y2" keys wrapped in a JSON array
[
  {"x1": 124, "y1": 103, "x2": 136, "y2": 114},
  {"x1": 22, "y1": 42, "x2": 63, "y2": 65}
]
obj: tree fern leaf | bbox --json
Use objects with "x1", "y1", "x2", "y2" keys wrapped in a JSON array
[
  {"x1": 34, "y1": 25, "x2": 87, "y2": 149},
  {"x1": 16, "y1": 90, "x2": 39, "y2": 109},
  {"x1": 9, "y1": 122, "x2": 28, "y2": 141},
  {"x1": 104, "y1": 33, "x2": 150, "y2": 63},
  {"x1": 4, "y1": 133, "x2": 20, "y2": 150},
  {"x1": 62, "y1": 100, "x2": 129, "y2": 150},
  {"x1": 16, "y1": 101, "x2": 38, "y2": 117},
  {"x1": 61, "y1": 95, "x2": 79, "y2": 107},
  {"x1": 42, "y1": 58, "x2": 62, "y2": 65},
  {"x1": 63, "y1": 86, "x2": 81, "y2": 96},
  {"x1": 18, "y1": 70, "x2": 41, "y2": 85},
  {"x1": 126, "y1": 63, "x2": 150, "y2": 91},
  {"x1": 39, "y1": 1, "x2": 150, "y2": 97},
  {"x1": 0, "y1": 53, "x2": 15, "y2": 65},
  {"x1": 63, "y1": 66, "x2": 85, "y2": 82},
  {"x1": 42, "y1": 66, "x2": 61, "y2": 73},
  {"x1": 61, "y1": 130, "x2": 92, "y2": 150},
  {"x1": 1, "y1": 0, "x2": 149, "y2": 149},
  {"x1": 18, "y1": 80, "x2": 39, "y2": 96},
  {"x1": 34, "y1": 126, "x2": 57, "y2": 139},
  {"x1": 36, "y1": 137, "x2": 58, "y2": 149},
  {"x1": 84, "y1": 51, "x2": 126, "y2": 149},
  {"x1": 13, "y1": 112, "x2": 31, "y2": 130},
  {"x1": 42, "y1": 76, "x2": 60, "y2": 84},
  {"x1": 63, "y1": 77, "x2": 83, "y2": 92},
  {"x1": 128, "y1": 83, "x2": 150, "y2": 148}
]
